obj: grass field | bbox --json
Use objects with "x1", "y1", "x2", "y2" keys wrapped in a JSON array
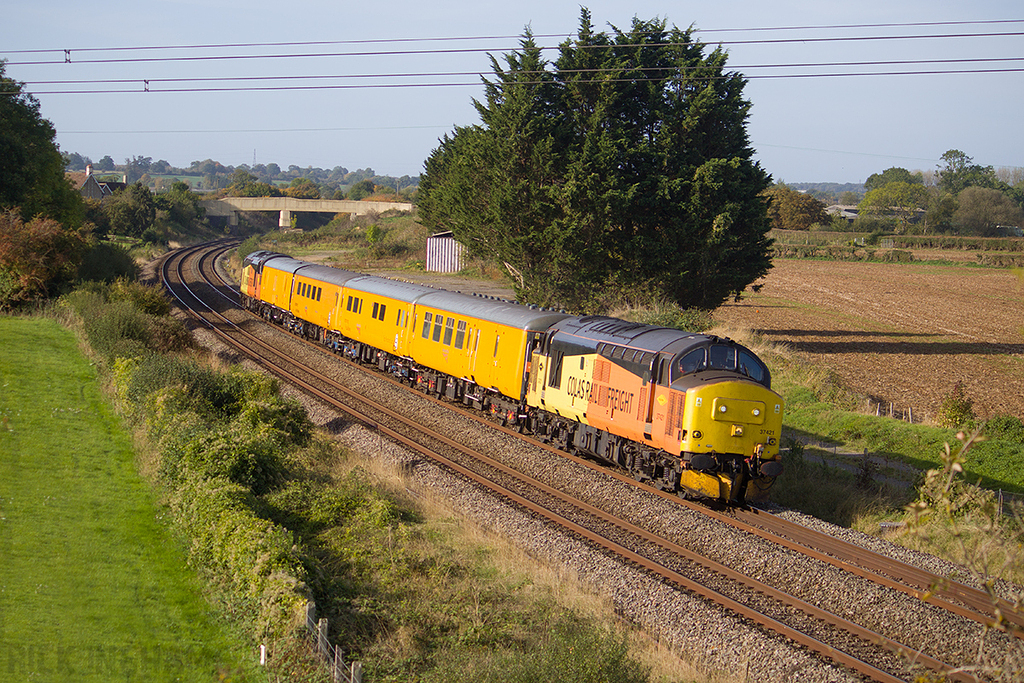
[{"x1": 0, "y1": 317, "x2": 262, "y2": 682}]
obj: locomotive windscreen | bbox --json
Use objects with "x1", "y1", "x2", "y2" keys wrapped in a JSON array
[{"x1": 671, "y1": 343, "x2": 770, "y2": 388}]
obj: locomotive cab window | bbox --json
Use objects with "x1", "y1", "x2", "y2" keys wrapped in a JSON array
[
  {"x1": 671, "y1": 344, "x2": 771, "y2": 388},
  {"x1": 738, "y1": 350, "x2": 768, "y2": 386},
  {"x1": 708, "y1": 345, "x2": 736, "y2": 371},
  {"x1": 674, "y1": 348, "x2": 706, "y2": 379}
]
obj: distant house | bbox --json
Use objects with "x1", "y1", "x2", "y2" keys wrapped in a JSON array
[
  {"x1": 825, "y1": 205, "x2": 859, "y2": 224},
  {"x1": 67, "y1": 165, "x2": 128, "y2": 200},
  {"x1": 425, "y1": 231, "x2": 465, "y2": 273}
]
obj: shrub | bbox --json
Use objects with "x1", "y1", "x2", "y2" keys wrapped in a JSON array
[
  {"x1": 983, "y1": 415, "x2": 1024, "y2": 444},
  {"x1": 880, "y1": 249, "x2": 914, "y2": 263},
  {"x1": 109, "y1": 278, "x2": 171, "y2": 315},
  {"x1": 83, "y1": 300, "x2": 154, "y2": 359},
  {"x1": 169, "y1": 473, "x2": 310, "y2": 639},
  {"x1": 937, "y1": 382, "x2": 976, "y2": 429},
  {"x1": 62, "y1": 281, "x2": 191, "y2": 361},
  {"x1": 235, "y1": 397, "x2": 313, "y2": 447},
  {"x1": 77, "y1": 242, "x2": 139, "y2": 282},
  {"x1": 174, "y1": 425, "x2": 288, "y2": 494}
]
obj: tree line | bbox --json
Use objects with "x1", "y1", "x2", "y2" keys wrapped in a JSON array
[
  {"x1": 763, "y1": 153, "x2": 1024, "y2": 236},
  {"x1": 63, "y1": 152, "x2": 418, "y2": 200}
]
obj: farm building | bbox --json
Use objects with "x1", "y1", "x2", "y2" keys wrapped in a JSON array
[{"x1": 425, "y1": 231, "x2": 465, "y2": 273}]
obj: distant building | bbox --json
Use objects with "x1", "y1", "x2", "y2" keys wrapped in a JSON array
[
  {"x1": 825, "y1": 205, "x2": 859, "y2": 223},
  {"x1": 67, "y1": 165, "x2": 127, "y2": 200},
  {"x1": 426, "y1": 231, "x2": 465, "y2": 273}
]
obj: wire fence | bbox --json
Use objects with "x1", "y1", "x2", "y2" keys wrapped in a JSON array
[{"x1": 305, "y1": 601, "x2": 362, "y2": 683}]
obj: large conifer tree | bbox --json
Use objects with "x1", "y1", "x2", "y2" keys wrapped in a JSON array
[{"x1": 420, "y1": 9, "x2": 773, "y2": 312}]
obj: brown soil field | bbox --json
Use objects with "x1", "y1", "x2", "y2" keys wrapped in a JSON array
[{"x1": 714, "y1": 259, "x2": 1024, "y2": 422}]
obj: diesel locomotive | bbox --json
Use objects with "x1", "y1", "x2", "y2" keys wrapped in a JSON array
[{"x1": 240, "y1": 250, "x2": 784, "y2": 504}]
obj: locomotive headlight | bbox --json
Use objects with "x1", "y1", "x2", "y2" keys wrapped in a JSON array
[
  {"x1": 752, "y1": 409, "x2": 760, "y2": 417},
  {"x1": 719, "y1": 405, "x2": 727, "y2": 413}
]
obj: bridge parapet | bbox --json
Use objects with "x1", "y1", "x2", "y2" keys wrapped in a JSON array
[{"x1": 201, "y1": 197, "x2": 413, "y2": 227}]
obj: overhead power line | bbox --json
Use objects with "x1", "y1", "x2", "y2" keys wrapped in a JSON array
[
  {"x1": 3, "y1": 18, "x2": 1023, "y2": 56},
  {"x1": 12, "y1": 65, "x2": 1024, "y2": 96},
  {"x1": 19, "y1": 56, "x2": 1024, "y2": 88},
  {"x1": 4, "y1": 28, "x2": 1024, "y2": 67}
]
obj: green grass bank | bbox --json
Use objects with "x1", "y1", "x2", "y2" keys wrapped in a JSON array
[{"x1": 0, "y1": 316, "x2": 260, "y2": 682}]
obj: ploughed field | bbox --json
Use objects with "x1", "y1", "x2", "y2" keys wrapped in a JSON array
[{"x1": 714, "y1": 258, "x2": 1024, "y2": 422}]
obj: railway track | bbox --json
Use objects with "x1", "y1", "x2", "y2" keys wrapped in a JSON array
[{"x1": 159, "y1": 241, "x2": 1017, "y2": 683}]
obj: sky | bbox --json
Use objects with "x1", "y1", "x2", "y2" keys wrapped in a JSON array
[{"x1": 2, "y1": 1, "x2": 1022, "y2": 184}]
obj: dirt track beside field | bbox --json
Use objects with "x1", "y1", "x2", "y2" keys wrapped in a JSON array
[{"x1": 714, "y1": 259, "x2": 1024, "y2": 421}]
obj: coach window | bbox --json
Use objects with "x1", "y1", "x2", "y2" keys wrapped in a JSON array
[
  {"x1": 422, "y1": 312, "x2": 433, "y2": 338},
  {"x1": 454, "y1": 321, "x2": 466, "y2": 349},
  {"x1": 346, "y1": 296, "x2": 353, "y2": 312},
  {"x1": 372, "y1": 302, "x2": 379, "y2": 319},
  {"x1": 432, "y1": 315, "x2": 444, "y2": 342},
  {"x1": 443, "y1": 317, "x2": 455, "y2": 346},
  {"x1": 378, "y1": 304, "x2": 386, "y2": 321},
  {"x1": 316, "y1": 287, "x2": 321, "y2": 302}
]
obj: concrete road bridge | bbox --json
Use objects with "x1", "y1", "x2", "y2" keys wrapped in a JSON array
[{"x1": 201, "y1": 196, "x2": 413, "y2": 228}]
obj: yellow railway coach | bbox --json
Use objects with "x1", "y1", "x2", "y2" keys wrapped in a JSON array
[{"x1": 241, "y1": 250, "x2": 571, "y2": 408}]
